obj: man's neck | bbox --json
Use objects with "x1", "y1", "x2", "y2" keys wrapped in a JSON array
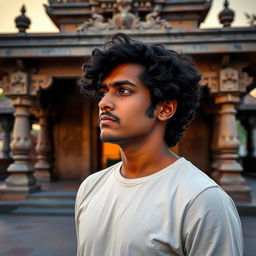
[{"x1": 119, "y1": 138, "x2": 178, "y2": 179}]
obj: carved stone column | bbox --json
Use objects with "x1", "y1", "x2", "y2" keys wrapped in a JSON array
[
  {"x1": 207, "y1": 66, "x2": 253, "y2": 202},
  {"x1": 214, "y1": 94, "x2": 251, "y2": 201},
  {"x1": 33, "y1": 109, "x2": 52, "y2": 182},
  {"x1": 0, "y1": 64, "x2": 52, "y2": 197},
  {"x1": 210, "y1": 112, "x2": 221, "y2": 180},
  {"x1": 4, "y1": 96, "x2": 40, "y2": 192}
]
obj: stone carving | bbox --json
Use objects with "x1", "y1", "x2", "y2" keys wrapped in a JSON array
[
  {"x1": 30, "y1": 75, "x2": 53, "y2": 95},
  {"x1": 0, "y1": 73, "x2": 52, "y2": 96},
  {"x1": 77, "y1": 0, "x2": 171, "y2": 32},
  {"x1": 245, "y1": 13, "x2": 256, "y2": 27},
  {"x1": 78, "y1": 7, "x2": 111, "y2": 31},
  {"x1": 0, "y1": 76, "x2": 11, "y2": 95},
  {"x1": 200, "y1": 71, "x2": 219, "y2": 93},
  {"x1": 140, "y1": 5, "x2": 170, "y2": 29},
  {"x1": 219, "y1": 67, "x2": 238, "y2": 92},
  {"x1": 10, "y1": 71, "x2": 28, "y2": 94},
  {"x1": 239, "y1": 71, "x2": 254, "y2": 92},
  {"x1": 112, "y1": 0, "x2": 139, "y2": 30}
]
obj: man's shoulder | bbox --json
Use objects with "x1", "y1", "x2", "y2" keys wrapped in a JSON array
[{"x1": 173, "y1": 158, "x2": 222, "y2": 203}]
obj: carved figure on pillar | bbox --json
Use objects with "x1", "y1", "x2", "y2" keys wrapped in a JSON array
[{"x1": 208, "y1": 65, "x2": 253, "y2": 202}]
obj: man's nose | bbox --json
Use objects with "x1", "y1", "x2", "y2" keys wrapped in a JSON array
[{"x1": 98, "y1": 92, "x2": 115, "y2": 111}]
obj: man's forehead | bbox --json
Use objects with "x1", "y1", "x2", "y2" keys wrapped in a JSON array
[{"x1": 102, "y1": 63, "x2": 144, "y2": 83}]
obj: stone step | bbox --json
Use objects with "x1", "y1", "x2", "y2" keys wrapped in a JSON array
[
  {"x1": 0, "y1": 201, "x2": 19, "y2": 214},
  {"x1": 12, "y1": 208, "x2": 74, "y2": 216},
  {"x1": 27, "y1": 191, "x2": 77, "y2": 201},
  {"x1": 18, "y1": 200, "x2": 75, "y2": 209}
]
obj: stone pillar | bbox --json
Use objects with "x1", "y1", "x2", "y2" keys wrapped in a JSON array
[
  {"x1": 0, "y1": 66, "x2": 52, "y2": 198},
  {"x1": 0, "y1": 116, "x2": 14, "y2": 158},
  {"x1": 213, "y1": 94, "x2": 251, "y2": 202},
  {"x1": 210, "y1": 112, "x2": 221, "y2": 180},
  {"x1": 4, "y1": 96, "x2": 40, "y2": 192},
  {"x1": 34, "y1": 110, "x2": 52, "y2": 182},
  {"x1": 207, "y1": 65, "x2": 254, "y2": 202}
]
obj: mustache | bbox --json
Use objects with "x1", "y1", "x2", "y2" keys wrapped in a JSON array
[{"x1": 99, "y1": 111, "x2": 121, "y2": 122}]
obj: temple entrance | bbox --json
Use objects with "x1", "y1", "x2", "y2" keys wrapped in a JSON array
[{"x1": 46, "y1": 79, "x2": 100, "y2": 180}]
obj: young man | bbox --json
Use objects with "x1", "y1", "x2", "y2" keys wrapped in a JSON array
[{"x1": 76, "y1": 33, "x2": 243, "y2": 256}]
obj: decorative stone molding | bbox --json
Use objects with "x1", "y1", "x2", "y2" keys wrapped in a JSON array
[{"x1": 77, "y1": 1, "x2": 171, "y2": 32}]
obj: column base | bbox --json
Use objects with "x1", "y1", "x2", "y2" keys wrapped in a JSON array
[
  {"x1": 222, "y1": 184, "x2": 252, "y2": 202},
  {"x1": 34, "y1": 169, "x2": 52, "y2": 182}
]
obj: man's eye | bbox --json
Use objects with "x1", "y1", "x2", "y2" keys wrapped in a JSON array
[{"x1": 119, "y1": 88, "x2": 132, "y2": 95}]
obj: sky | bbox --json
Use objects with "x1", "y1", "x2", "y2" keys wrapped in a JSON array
[{"x1": 0, "y1": 0, "x2": 256, "y2": 33}]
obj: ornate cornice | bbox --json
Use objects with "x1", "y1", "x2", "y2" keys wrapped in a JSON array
[{"x1": 77, "y1": 1, "x2": 171, "y2": 32}]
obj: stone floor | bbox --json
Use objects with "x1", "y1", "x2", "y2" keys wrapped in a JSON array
[
  {"x1": 0, "y1": 177, "x2": 255, "y2": 256},
  {"x1": 0, "y1": 215, "x2": 76, "y2": 256}
]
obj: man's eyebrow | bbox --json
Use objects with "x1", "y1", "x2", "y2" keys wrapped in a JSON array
[
  {"x1": 98, "y1": 80, "x2": 137, "y2": 89},
  {"x1": 112, "y1": 80, "x2": 137, "y2": 87}
]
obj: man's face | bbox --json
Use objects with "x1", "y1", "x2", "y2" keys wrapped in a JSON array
[{"x1": 98, "y1": 63, "x2": 159, "y2": 145}]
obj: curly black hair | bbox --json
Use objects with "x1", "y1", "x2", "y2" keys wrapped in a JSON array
[{"x1": 79, "y1": 33, "x2": 201, "y2": 147}]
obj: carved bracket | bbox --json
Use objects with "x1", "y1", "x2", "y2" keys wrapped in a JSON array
[
  {"x1": 0, "y1": 72, "x2": 52, "y2": 97},
  {"x1": 203, "y1": 67, "x2": 253, "y2": 95},
  {"x1": 200, "y1": 71, "x2": 219, "y2": 93},
  {"x1": 30, "y1": 74, "x2": 53, "y2": 96}
]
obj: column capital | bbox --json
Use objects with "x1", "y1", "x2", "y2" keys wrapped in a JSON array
[
  {"x1": 204, "y1": 66, "x2": 253, "y2": 96},
  {"x1": 214, "y1": 94, "x2": 240, "y2": 105}
]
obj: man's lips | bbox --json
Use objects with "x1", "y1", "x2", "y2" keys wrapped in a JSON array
[
  {"x1": 99, "y1": 112, "x2": 120, "y2": 126},
  {"x1": 100, "y1": 115, "x2": 118, "y2": 122}
]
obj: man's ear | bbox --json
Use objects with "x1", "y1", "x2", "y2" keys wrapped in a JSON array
[{"x1": 157, "y1": 100, "x2": 177, "y2": 121}]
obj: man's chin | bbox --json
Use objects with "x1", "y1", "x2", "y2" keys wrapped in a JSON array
[{"x1": 100, "y1": 135, "x2": 120, "y2": 144}]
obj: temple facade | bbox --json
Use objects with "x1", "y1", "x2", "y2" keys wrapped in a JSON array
[{"x1": 0, "y1": 0, "x2": 255, "y2": 203}]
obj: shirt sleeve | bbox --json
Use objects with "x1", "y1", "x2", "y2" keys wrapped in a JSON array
[{"x1": 182, "y1": 187, "x2": 243, "y2": 256}]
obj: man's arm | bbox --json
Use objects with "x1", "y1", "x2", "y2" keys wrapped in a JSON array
[{"x1": 182, "y1": 187, "x2": 243, "y2": 256}]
